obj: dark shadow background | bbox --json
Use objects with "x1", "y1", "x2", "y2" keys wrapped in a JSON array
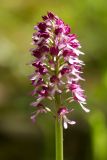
[{"x1": 0, "y1": 0, "x2": 107, "y2": 160}]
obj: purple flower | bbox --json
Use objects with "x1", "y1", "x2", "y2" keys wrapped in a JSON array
[
  {"x1": 30, "y1": 103, "x2": 50, "y2": 122},
  {"x1": 37, "y1": 22, "x2": 47, "y2": 31},
  {"x1": 68, "y1": 81, "x2": 90, "y2": 112},
  {"x1": 63, "y1": 49, "x2": 77, "y2": 57},
  {"x1": 57, "y1": 107, "x2": 76, "y2": 129},
  {"x1": 40, "y1": 45, "x2": 49, "y2": 52},
  {"x1": 55, "y1": 28, "x2": 63, "y2": 35},
  {"x1": 50, "y1": 46, "x2": 59, "y2": 56},
  {"x1": 32, "y1": 49, "x2": 42, "y2": 58},
  {"x1": 47, "y1": 12, "x2": 55, "y2": 19},
  {"x1": 50, "y1": 75, "x2": 59, "y2": 83},
  {"x1": 64, "y1": 25, "x2": 71, "y2": 34},
  {"x1": 60, "y1": 67, "x2": 69, "y2": 75},
  {"x1": 29, "y1": 11, "x2": 89, "y2": 124},
  {"x1": 37, "y1": 86, "x2": 49, "y2": 97}
]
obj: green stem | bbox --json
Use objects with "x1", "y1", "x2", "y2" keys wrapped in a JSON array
[{"x1": 55, "y1": 94, "x2": 63, "y2": 160}]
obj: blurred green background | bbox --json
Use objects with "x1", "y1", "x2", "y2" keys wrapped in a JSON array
[{"x1": 0, "y1": 0, "x2": 107, "y2": 160}]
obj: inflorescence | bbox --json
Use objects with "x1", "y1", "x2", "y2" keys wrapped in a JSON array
[{"x1": 29, "y1": 12, "x2": 90, "y2": 128}]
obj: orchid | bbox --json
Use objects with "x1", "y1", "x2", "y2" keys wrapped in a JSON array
[
  {"x1": 29, "y1": 11, "x2": 89, "y2": 160},
  {"x1": 57, "y1": 107, "x2": 76, "y2": 129}
]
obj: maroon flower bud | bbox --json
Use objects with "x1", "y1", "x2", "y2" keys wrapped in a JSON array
[
  {"x1": 68, "y1": 34, "x2": 76, "y2": 40},
  {"x1": 38, "y1": 66, "x2": 47, "y2": 75},
  {"x1": 55, "y1": 28, "x2": 63, "y2": 35},
  {"x1": 37, "y1": 86, "x2": 48, "y2": 97},
  {"x1": 60, "y1": 68, "x2": 69, "y2": 75},
  {"x1": 50, "y1": 46, "x2": 59, "y2": 55},
  {"x1": 63, "y1": 50, "x2": 69, "y2": 57},
  {"x1": 32, "y1": 61, "x2": 41, "y2": 68},
  {"x1": 31, "y1": 80, "x2": 35, "y2": 85},
  {"x1": 47, "y1": 12, "x2": 55, "y2": 19},
  {"x1": 32, "y1": 50, "x2": 42, "y2": 58},
  {"x1": 33, "y1": 38, "x2": 38, "y2": 43},
  {"x1": 38, "y1": 22, "x2": 47, "y2": 31},
  {"x1": 65, "y1": 25, "x2": 71, "y2": 34},
  {"x1": 71, "y1": 42, "x2": 79, "y2": 48},
  {"x1": 42, "y1": 15, "x2": 48, "y2": 20},
  {"x1": 50, "y1": 75, "x2": 59, "y2": 83},
  {"x1": 36, "y1": 78, "x2": 44, "y2": 86},
  {"x1": 40, "y1": 46, "x2": 49, "y2": 52},
  {"x1": 63, "y1": 49, "x2": 77, "y2": 57},
  {"x1": 38, "y1": 39, "x2": 45, "y2": 47},
  {"x1": 57, "y1": 107, "x2": 67, "y2": 116},
  {"x1": 40, "y1": 32, "x2": 49, "y2": 39}
]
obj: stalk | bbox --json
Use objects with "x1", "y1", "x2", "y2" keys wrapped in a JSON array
[{"x1": 55, "y1": 93, "x2": 63, "y2": 160}]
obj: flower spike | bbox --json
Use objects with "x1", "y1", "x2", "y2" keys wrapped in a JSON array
[{"x1": 29, "y1": 11, "x2": 89, "y2": 124}]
